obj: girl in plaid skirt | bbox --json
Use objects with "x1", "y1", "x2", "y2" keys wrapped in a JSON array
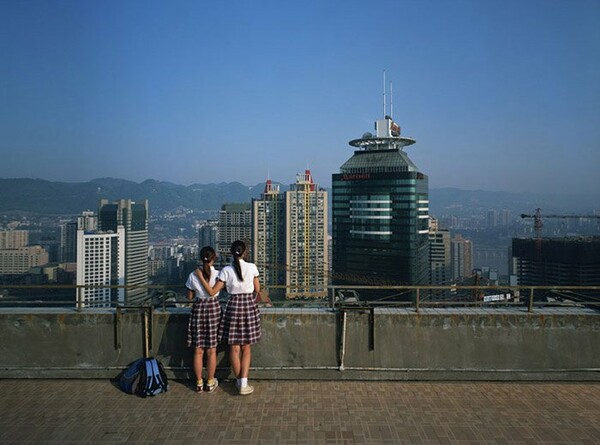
[
  {"x1": 198, "y1": 240, "x2": 261, "y2": 395},
  {"x1": 186, "y1": 246, "x2": 221, "y2": 393}
]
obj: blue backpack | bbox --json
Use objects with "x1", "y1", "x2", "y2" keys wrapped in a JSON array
[
  {"x1": 119, "y1": 358, "x2": 144, "y2": 394},
  {"x1": 137, "y1": 358, "x2": 168, "y2": 397},
  {"x1": 119, "y1": 357, "x2": 168, "y2": 397}
]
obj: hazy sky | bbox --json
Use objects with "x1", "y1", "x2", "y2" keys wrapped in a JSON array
[{"x1": 1, "y1": 0, "x2": 599, "y2": 194}]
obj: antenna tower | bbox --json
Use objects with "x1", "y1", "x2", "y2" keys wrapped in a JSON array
[
  {"x1": 390, "y1": 81, "x2": 393, "y2": 118},
  {"x1": 382, "y1": 70, "x2": 386, "y2": 118}
]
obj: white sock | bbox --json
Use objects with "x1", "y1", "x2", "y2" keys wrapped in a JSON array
[{"x1": 240, "y1": 377, "x2": 248, "y2": 388}]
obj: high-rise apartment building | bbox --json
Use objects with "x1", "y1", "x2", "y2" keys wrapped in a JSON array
[
  {"x1": 98, "y1": 199, "x2": 149, "y2": 304},
  {"x1": 429, "y1": 217, "x2": 451, "y2": 285},
  {"x1": 217, "y1": 203, "x2": 252, "y2": 268},
  {"x1": 252, "y1": 180, "x2": 286, "y2": 298},
  {"x1": 76, "y1": 227, "x2": 125, "y2": 308},
  {"x1": 286, "y1": 171, "x2": 328, "y2": 298},
  {"x1": 332, "y1": 114, "x2": 429, "y2": 291},
  {"x1": 61, "y1": 211, "x2": 97, "y2": 263},
  {"x1": 0, "y1": 230, "x2": 29, "y2": 249},
  {"x1": 252, "y1": 172, "x2": 328, "y2": 299},
  {"x1": 451, "y1": 235, "x2": 473, "y2": 281}
]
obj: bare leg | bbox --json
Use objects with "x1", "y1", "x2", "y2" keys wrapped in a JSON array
[
  {"x1": 240, "y1": 344, "x2": 252, "y2": 378},
  {"x1": 205, "y1": 348, "x2": 217, "y2": 381},
  {"x1": 229, "y1": 345, "x2": 241, "y2": 378},
  {"x1": 193, "y1": 347, "x2": 204, "y2": 381}
]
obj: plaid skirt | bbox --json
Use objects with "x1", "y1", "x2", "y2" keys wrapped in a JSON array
[
  {"x1": 218, "y1": 293, "x2": 261, "y2": 345},
  {"x1": 187, "y1": 298, "x2": 221, "y2": 349}
]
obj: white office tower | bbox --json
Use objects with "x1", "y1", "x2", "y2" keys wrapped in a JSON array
[
  {"x1": 98, "y1": 199, "x2": 149, "y2": 304},
  {"x1": 76, "y1": 227, "x2": 125, "y2": 308}
]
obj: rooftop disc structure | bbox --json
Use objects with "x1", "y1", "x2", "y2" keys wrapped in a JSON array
[{"x1": 332, "y1": 113, "x2": 430, "y2": 292}]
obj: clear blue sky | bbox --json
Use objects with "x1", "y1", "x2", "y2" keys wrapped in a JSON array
[{"x1": 1, "y1": 0, "x2": 599, "y2": 194}]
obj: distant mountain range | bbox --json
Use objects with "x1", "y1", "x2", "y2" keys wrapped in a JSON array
[
  {"x1": 0, "y1": 178, "x2": 266, "y2": 214},
  {"x1": 0, "y1": 177, "x2": 598, "y2": 216},
  {"x1": 429, "y1": 188, "x2": 600, "y2": 216}
]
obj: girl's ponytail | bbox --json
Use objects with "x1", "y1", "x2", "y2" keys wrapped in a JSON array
[
  {"x1": 230, "y1": 240, "x2": 246, "y2": 281},
  {"x1": 199, "y1": 246, "x2": 216, "y2": 280}
]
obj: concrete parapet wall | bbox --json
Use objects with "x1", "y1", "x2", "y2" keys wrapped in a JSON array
[{"x1": 1, "y1": 308, "x2": 598, "y2": 381}]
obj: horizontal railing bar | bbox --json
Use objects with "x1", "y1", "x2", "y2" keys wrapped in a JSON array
[
  {"x1": 1, "y1": 284, "x2": 600, "y2": 290},
  {"x1": 1, "y1": 285, "x2": 599, "y2": 312}
]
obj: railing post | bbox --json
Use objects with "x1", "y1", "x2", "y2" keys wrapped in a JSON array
[
  {"x1": 76, "y1": 286, "x2": 83, "y2": 312},
  {"x1": 415, "y1": 287, "x2": 420, "y2": 313},
  {"x1": 368, "y1": 306, "x2": 375, "y2": 351},
  {"x1": 528, "y1": 287, "x2": 534, "y2": 313},
  {"x1": 339, "y1": 309, "x2": 347, "y2": 371},
  {"x1": 330, "y1": 286, "x2": 336, "y2": 310}
]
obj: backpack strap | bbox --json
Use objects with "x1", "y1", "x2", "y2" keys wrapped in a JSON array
[
  {"x1": 144, "y1": 359, "x2": 155, "y2": 396},
  {"x1": 150, "y1": 358, "x2": 168, "y2": 392}
]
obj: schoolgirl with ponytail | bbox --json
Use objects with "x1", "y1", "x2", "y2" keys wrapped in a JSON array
[
  {"x1": 197, "y1": 240, "x2": 261, "y2": 395},
  {"x1": 185, "y1": 246, "x2": 221, "y2": 393}
]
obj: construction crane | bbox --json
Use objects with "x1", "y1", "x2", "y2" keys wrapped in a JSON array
[{"x1": 520, "y1": 208, "x2": 600, "y2": 241}]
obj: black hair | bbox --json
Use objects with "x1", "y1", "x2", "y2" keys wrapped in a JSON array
[
  {"x1": 230, "y1": 240, "x2": 246, "y2": 281},
  {"x1": 199, "y1": 246, "x2": 216, "y2": 281}
]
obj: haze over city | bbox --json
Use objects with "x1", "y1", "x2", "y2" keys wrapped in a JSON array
[{"x1": 1, "y1": 0, "x2": 599, "y2": 195}]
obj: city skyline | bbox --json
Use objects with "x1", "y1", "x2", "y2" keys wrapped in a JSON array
[{"x1": 1, "y1": 0, "x2": 599, "y2": 195}]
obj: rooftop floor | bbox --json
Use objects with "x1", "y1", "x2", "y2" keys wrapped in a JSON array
[{"x1": 1, "y1": 379, "x2": 598, "y2": 444}]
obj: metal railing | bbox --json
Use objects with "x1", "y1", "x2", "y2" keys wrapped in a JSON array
[
  {"x1": 0, "y1": 284, "x2": 599, "y2": 313},
  {"x1": 327, "y1": 284, "x2": 600, "y2": 313}
]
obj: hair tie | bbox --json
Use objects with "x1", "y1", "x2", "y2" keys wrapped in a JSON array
[
  {"x1": 203, "y1": 257, "x2": 209, "y2": 261},
  {"x1": 235, "y1": 250, "x2": 241, "y2": 255}
]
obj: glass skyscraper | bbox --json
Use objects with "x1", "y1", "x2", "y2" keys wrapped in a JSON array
[
  {"x1": 98, "y1": 199, "x2": 149, "y2": 304},
  {"x1": 332, "y1": 115, "x2": 429, "y2": 294}
]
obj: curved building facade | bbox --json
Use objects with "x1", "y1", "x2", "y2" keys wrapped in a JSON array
[{"x1": 332, "y1": 116, "x2": 429, "y2": 291}]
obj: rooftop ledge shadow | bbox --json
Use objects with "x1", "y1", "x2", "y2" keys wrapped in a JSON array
[{"x1": 1, "y1": 306, "x2": 599, "y2": 381}]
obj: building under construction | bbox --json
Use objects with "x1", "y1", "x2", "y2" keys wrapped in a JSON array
[{"x1": 511, "y1": 237, "x2": 600, "y2": 286}]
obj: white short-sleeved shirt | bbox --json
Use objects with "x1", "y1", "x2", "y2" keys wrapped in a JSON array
[
  {"x1": 186, "y1": 266, "x2": 219, "y2": 300},
  {"x1": 217, "y1": 259, "x2": 259, "y2": 294}
]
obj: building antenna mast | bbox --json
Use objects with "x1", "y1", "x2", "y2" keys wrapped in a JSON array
[
  {"x1": 383, "y1": 70, "x2": 386, "y2": 118},
  {"x1": 390, "y1": 81, "x2": 393, "y2": 119}
]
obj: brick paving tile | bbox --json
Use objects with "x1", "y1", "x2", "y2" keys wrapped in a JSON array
[{"x1": 1, "y1": 380, "x2": 600, "y2": 444}]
